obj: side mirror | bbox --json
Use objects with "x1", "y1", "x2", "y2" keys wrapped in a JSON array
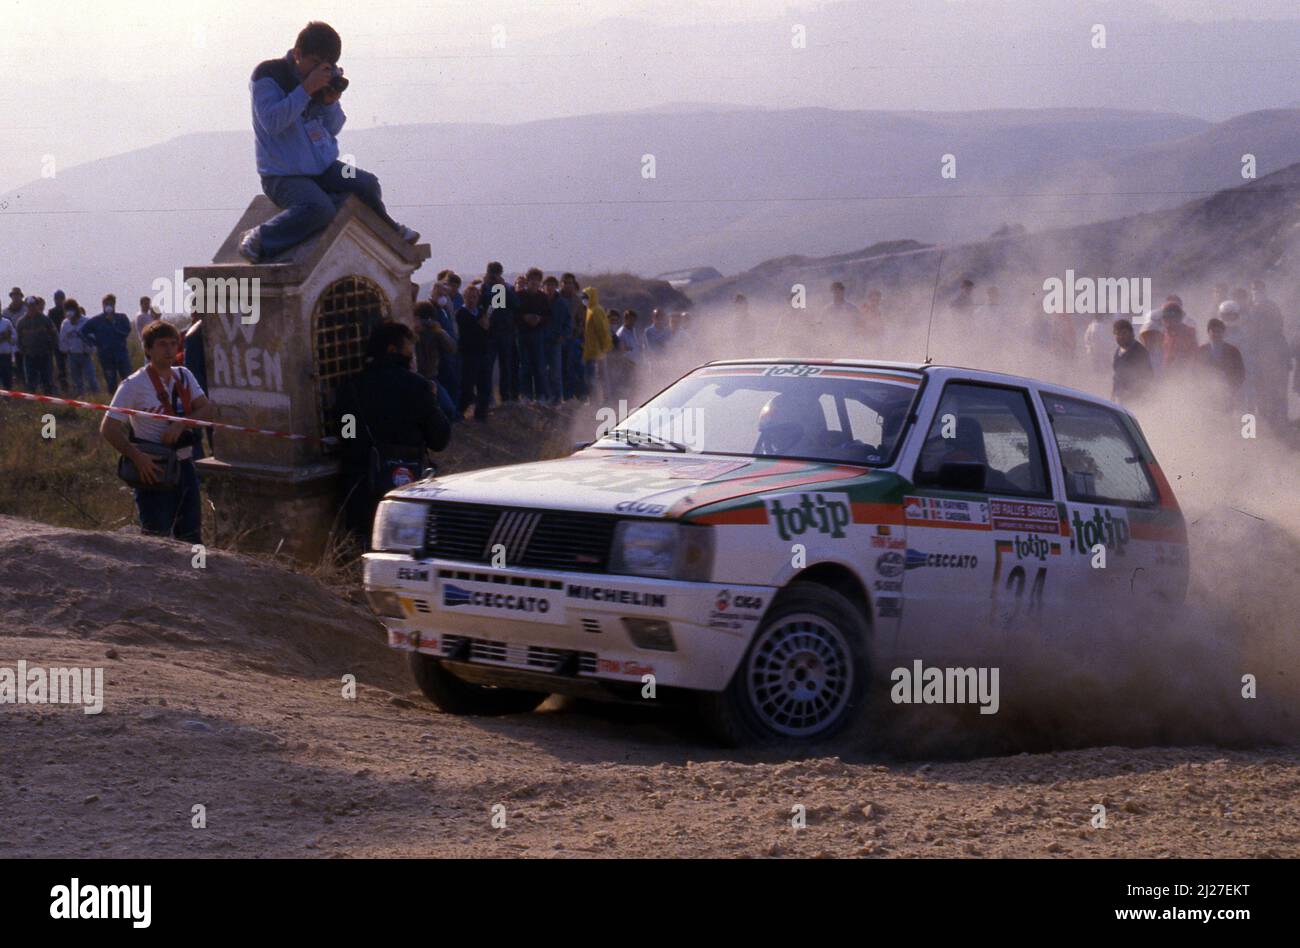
[{"x1": 935, "y1": 461, "x2": 986, "y2": 492}]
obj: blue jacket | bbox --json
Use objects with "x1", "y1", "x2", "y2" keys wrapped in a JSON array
[
  {"x1": 545, "y1": 296, "x2": 571, "y2": 343},
  {"x1": 80, "y1": 312, "x2": 132, "y2": 359},
  {"x1": 250, "y1": 51, "x2": 345, "y2": 177}
]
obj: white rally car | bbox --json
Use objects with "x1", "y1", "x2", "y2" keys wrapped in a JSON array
[{"x1": 363, "y1": 360, "x2": 1188, "y2": 744}]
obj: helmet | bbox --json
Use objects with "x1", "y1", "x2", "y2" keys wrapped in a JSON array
[
  {"x1": 756, "y1": 391, "x2": 822, "y2": 454},
  {"x1": 1218, "y1": 300, "x2": 1240, "y2": 317}
]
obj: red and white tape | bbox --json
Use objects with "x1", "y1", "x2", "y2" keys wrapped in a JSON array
[{"x1": 0, "y1": 388, "x2": 312, "y2": 441}]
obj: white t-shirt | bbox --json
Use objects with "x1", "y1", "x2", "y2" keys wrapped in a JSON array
[
  {"x1": 108, "y1": 365, "x2": 205, "y2": 450},
  {"x1": 617, "y1": 325, "x2": 643, "y2": 364},
  {"x1": 135, "y1": 311, "x2": 156, "y2": 340}
]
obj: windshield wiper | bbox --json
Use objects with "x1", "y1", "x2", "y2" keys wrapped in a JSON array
[{"x1": 602, "y1": 429, "x2": 690, "y2": 452}]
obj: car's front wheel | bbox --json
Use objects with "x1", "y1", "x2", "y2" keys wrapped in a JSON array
[
  {"x1": 409, "y1": 653, "x2": 550, "y2": 716},
  {"x1": 698, "y1": 582, "x2": 870, "y2": 746}
]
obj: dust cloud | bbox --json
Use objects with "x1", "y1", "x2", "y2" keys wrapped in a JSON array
[{"x1": 567, "y1": 247, "x2": 1299, "y2": 755}]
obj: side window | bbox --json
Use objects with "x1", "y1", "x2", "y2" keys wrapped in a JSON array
[
  {"x1": 914, "y1": 383, "x2": 1050, "y2": 497},
  {"x1": 845, "y1": 398, "x2": 885, "y2": 447},
  {"x1": 818, "y1": 394, "x2": 842, "y2": 432},
  {"x1": 1044, "y1": 395, "x2": 1157, "y2": 506}
]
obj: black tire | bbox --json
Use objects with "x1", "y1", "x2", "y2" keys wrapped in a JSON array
[
  {"x1": 408, "y1": 653, "x2": 549, "y2": 716},
  {"x1": 697, "y1": 582, "x2": 870, "y2": 746}
]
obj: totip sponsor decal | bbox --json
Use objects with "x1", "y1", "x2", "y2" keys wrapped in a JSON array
[
  {"x1": 1068, "y1": 507, "x2": 1130, "y2": 556},
  {"x1": 765, "y1": 491, "x2": 852, "y2": 540},
  {"x1": 995, "y1": 534, "x2": 1062, "y2": 561}
]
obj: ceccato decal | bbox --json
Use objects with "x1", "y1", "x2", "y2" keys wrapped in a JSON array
[
  {"x1": 443, "y1": 584, "x2": 552, "y2": 615},
  {"x1": 905, "y1": 549, "x2": 979, "y2": 569}
]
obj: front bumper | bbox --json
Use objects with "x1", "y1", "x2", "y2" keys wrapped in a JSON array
[{"x1": 363, "y1": 553, "x2": 776, "y2": 693}]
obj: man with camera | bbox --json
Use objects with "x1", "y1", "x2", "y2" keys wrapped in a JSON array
[
  {"x1": 100, "y1": 321, "x2": 216, "y2": 544},
  {"x1": 239, "y1": 21, "x2": 419, "y2": 263}
]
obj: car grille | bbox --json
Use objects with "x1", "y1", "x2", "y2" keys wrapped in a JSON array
[
  {"x1": 423, "y1": 502, "x2": 619, "y2": 574},
  {"x1": 440, "y1": 635, "x2": 598, "y2": 675}
]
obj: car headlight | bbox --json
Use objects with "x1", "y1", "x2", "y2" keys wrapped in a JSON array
[
  {"x1": 609, "y1": 522, "x2": 713, "y2": 581},
  {"x1": 371, "y1": 500, "x2": 428, "y2": 553}
]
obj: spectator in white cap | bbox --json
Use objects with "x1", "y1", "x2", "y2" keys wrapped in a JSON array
[{"x1": 1137, "y1": 309, "x2": 1164, "y2": 378}]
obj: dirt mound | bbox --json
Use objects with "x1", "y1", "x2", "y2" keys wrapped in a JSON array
[
  {"x1": 0, "y1": 515, "x2": 398, "y2": 685},
  {"x1": 1, "y1": 513, "x2": 1297, "y2": 857}
]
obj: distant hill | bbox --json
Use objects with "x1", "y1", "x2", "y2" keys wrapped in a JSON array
[
  {"x1": 5, "y1": 106, "x2": 1300, "y2": 307},
  {"x1": 695, "y1": 160, "x2": 1300, "y2": 325}
]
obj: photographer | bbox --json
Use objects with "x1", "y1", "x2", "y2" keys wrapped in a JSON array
[
  {"x1": 238, "y1": 21, "x2": 419, "y2": 263},
  {"x1": 100, "y1": 321, "x2": 215, "y2": 543},
  {"x1": 333, "y1": 321, "x2": 451, "y2": 540}
]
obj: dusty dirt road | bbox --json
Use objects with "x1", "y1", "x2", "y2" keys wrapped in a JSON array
[{"x1": 1, "y1": 516, "x2": 1297, "y2": 858}]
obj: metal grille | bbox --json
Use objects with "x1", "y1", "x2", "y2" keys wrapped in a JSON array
[
  {"x1": 312, "y1": 275, "x2": 390, "y2": 443},
  {"x1": 425, "y1": 503, "x2": 619, "y2": 573},
  {"x1": 441, "y1": 635, "x2": 597, "y2": 675}
]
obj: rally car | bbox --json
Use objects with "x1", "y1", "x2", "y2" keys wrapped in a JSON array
[{"x1": 363, "y1": 359, "x2": 1188, "y2": 745}]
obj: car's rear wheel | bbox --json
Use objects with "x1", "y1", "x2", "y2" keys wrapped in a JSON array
[
  {"x1": 698, "y1": 582, "x2": 869, "y2": 746},
  {"x1": 408, "y1": 653, "x2": 550, "y2": 716}
]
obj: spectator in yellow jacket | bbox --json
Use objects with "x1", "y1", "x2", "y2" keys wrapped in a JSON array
[{"x1": 581, "y1": 286, "x2": 613, "y2": 403}]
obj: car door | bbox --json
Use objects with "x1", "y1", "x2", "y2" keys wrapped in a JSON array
[
  {"x1": 901, "y1": 380, "x2": 1060, "y2": 660},
  {"x1": 1038, "y1": 392, "x2": 1171, "y2": 608}
]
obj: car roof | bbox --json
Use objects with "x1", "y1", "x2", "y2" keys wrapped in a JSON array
[{"x1": 699, "y1": 358, "x2": 1131, "y2": 415}]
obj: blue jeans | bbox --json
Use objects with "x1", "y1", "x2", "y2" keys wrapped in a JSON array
[
  {"x1": 518, "y1": 332, "x2": 546, "y2": 401},
  {"x1": 460, "y1": 350, "x2": 493, "y2": 420},
  {"x1": 563, "y1": 339, "x2": 584, "y2": 400},
  {"x1": 67, "y1": 353, "x2": 97, "y2": 394},
  {"x1": 99, "y1": 350, "x2": 131, "y2": 394},
  {"x1": 435, "y1": 380, "x2": 459, "y2": 423},
  {"x1": 135, "y1": 459, "x2": 202, "y2": 543},
  {"x1": 541, "y1": 339, "x2": 563, "y2": 404},
  {"x1": 259, "y1": 161, "x2": 400, "y2": 259},
  {"x1": 491, "y1": 332, "x2": 518, "y2": 402},
  {"x1": 25, "y1": 353, "x2": 55, "y2": 394}
]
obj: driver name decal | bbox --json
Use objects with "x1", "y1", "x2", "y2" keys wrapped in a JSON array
[{"x1": 904, "y1": 496, "x2": 991, "y2": 527}]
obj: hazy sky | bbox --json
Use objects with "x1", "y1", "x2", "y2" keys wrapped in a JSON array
[{"x1": 3, "y1": 0, "x2": 1299, "y2": 192}]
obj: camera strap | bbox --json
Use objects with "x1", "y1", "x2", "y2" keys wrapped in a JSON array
[
  {"x1": 145, "y1": 364, "x2": 195, "y2": 460},
  {"x1": 146, "y1": 363, "x2": 192, "y2": 418}
]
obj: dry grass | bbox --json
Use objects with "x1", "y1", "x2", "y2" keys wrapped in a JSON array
[
  {"x1": 0, "y1": 394, "x2": 583, "y2": 582},
  {"x1": 0, "y1": 398, "x2": 137, "y2": 531}
]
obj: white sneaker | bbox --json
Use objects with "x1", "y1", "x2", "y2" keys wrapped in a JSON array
[
  {"x1": 237, "y1": 228, "x2": 262, "y2": 264},
  {"x1": 399, "y1": 225, "x2": 420, "y2": 244}
]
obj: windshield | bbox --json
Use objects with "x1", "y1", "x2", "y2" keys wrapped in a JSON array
[{"x1": 595, "y1": 364, "x2": 923, "y2": 465}]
